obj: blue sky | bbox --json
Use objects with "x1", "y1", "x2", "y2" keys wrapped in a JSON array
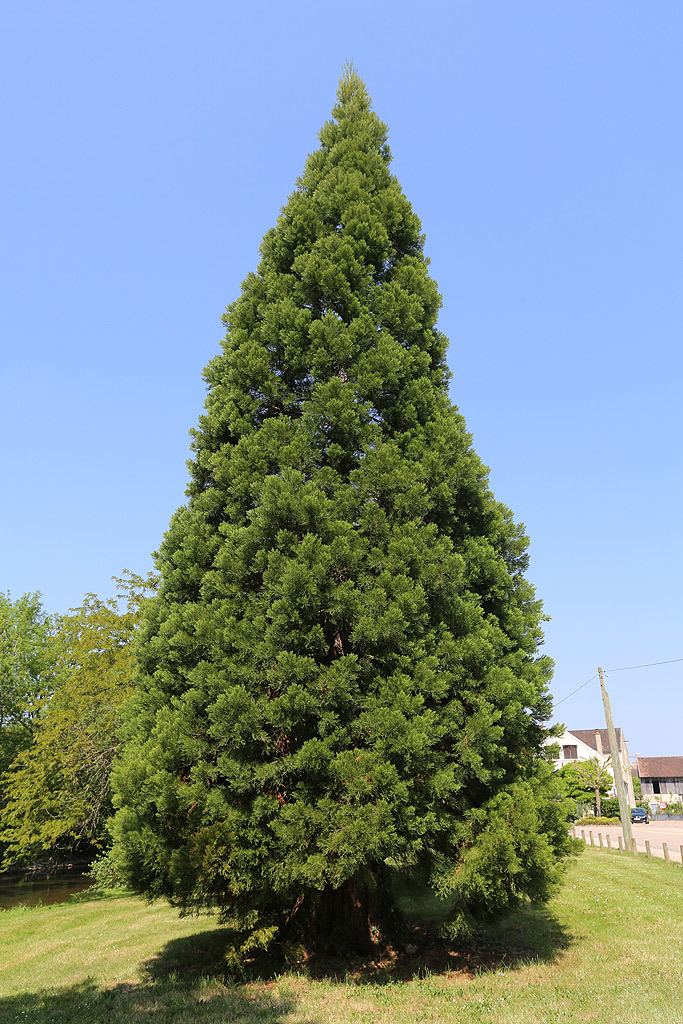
[{"x1": 1, "y1": 2, "x2": 681, "y2": 757}]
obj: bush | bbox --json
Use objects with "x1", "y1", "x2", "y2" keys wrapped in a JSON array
[
  {"x1": 87, "y1": 849, "x2": 126, "y2": 889},
  {"x1": 575, "y1": 816, "x2": 620, "y2": 826},
  {"x1": 599, "y1": 798, "x2": 620, "y2": 818}
]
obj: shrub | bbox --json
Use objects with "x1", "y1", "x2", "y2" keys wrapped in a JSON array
[
  {"x1": 599, "y1": 798, "x2": 620, "y2": 818},
  {"x1": 575, "y1": 816, "x2": 620, "y2": 826},
  {"x1": 88, "y1": 849, "x2": 126, "y2": 889}
]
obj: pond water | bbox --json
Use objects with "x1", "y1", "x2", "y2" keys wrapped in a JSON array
[{"x1": 0, "y1": 870, "x2": 91, "y2": 910}]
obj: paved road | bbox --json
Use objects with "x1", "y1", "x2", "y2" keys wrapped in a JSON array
[{"x1": 572, "y1": 821, "x2": 683, "y2": 863}]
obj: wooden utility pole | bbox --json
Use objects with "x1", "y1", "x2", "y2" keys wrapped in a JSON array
[{"x1": 598, "y1": 666, "x2": 633, "y2": 852}]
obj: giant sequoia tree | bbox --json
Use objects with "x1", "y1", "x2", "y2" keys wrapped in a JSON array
[{"x1": 111, "y1": 69, "x2": 568, "y2": 958}]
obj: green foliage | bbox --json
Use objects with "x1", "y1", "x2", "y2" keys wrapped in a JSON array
[
  {"x1": 0, "y1": 573, "x2": 156, "y2": 867},
  {"x1": 0, "y1": 591, "x2": 57, "y2": 865},
  {"x1": 575, "y1": 816, "x2": 620, "y2": 826},
  {"x1": 87, "y1": 848, "x2": 127, "y2": 889},
  {"x1": 0, "y1": 591, "x2": 56, "y2": 775},
  {"x1": 599, "y1": 797, "x2": 620, "y2": 818},
  {"x1": 111, "y1": 67, "x2": 568, "y2": 955},
  {"x1": 557, "y1": 758, "x2": 612, "y2": 816}
]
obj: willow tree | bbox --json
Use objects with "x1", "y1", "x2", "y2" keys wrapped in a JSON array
[{"x1": 111, "y1": 67, "x2": 567, "y2": 960}]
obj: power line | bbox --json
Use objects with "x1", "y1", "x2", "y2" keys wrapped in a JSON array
[
  {"x1": 553, "y1": 674, "x2": 597, "y2": 709},
  {"x1": 606, "y1": 657, "x2": 683, "y2": 673},
  {"x1": 552, "y1": 657, "x2": 683, "y2": 711}
]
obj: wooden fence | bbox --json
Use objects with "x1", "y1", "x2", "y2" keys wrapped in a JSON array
[{"x1": 572, "y1": 827, "x2": 683, "y2": 865}]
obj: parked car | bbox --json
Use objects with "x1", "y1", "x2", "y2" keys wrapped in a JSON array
[{"x1": 630, "y1": 807, "x2": 649, "y2": 824}]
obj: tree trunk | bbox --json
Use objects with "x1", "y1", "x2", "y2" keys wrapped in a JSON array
[
  {"x1": 297, "y1": 878, "x2": 375, "y2": 954},
  {"x1": 292, "y1": 873, "x2": 402, "y2": 955},
  {"x1": 596, "y1": 785, "x2": 601, "y2": 817}
]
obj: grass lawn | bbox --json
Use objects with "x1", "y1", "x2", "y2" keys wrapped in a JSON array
[{"x1": 1, "y1": 848, "x2": 682, "y2": 1023}]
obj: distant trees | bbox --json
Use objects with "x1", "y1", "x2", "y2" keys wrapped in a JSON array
[
  {"x1": 632, "y1": 771, "x2": 642, "y2": 801},
  {"x1": 0, "y1": 591, "x2": 56, "y2": 780},
  {"x1": 558, "y1": 757, "x2": 613, "y2": 816},
  {"x1": 0, "y1": 573, "x2": 155, "y2": 868}
]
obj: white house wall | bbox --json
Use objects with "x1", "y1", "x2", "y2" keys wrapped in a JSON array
[{"x1": 547, "y1": 730, "x2": 636, "y2": 805}]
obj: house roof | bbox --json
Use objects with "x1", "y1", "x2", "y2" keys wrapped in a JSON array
[
  {"x1": 568, "y1": 728, "x2": 623, "y2": 754},
  {"x1": 637, "y1": 756, "x2": 683, "y2": 779}
]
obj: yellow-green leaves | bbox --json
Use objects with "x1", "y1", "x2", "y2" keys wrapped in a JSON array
[{"x1": 0, "y1": 573, "x2": 155, "y2": 867}]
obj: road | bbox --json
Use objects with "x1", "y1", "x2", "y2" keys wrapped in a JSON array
[{"x1": 572, "y1": 821, "x2": 683, "y2": 863}]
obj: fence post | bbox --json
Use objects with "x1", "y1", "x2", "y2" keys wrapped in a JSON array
[
  {"x1": 607, "y1": 835, "x2": 612, "y2": 851},
  {"x1": 663, "y1": 842, "x2": 670, "y2": 864},
  {"x1": 582, "y1": 830, "x2": 586, "y2": 844},
  {"x1": 590, "y1": 831, "x2": 594, "y2": 847},
  {"x1": 645, "y1": 840, "x2": 651, "y2": 858},
  {"x1": 679, "y1": 844, "x2": 683, "y2": 866},
  {"x1": 599, "y1": 833, "x2": 603, "y2": 850},
  {"x1": 631, "y1": 838, "x2": 637, "y2": 855},
  {"x1": 618, "y1": 836, "x2": 623, "y2": 852}
]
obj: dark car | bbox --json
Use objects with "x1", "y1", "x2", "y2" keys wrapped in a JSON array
[{"x1": 630, "y1": 807, "x2": 649, "y2": 824}]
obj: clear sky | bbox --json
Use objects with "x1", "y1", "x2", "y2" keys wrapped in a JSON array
[{"x1": 2, "y1": 2, "x2": 681, "y2": 758}]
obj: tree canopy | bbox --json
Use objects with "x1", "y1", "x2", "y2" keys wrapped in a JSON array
[
  {"x1": 558, "y1": 758, "x2": 613, "y2": 817},
  {"x1": 0, "y1": 573, "x2": 155, "y2": 867},
  {"x1": 110, "y1": 67, "x2": 568, "y2": 960},
  {"x1": 0, "y1": 591, "x2": 56, "y2": 779}
]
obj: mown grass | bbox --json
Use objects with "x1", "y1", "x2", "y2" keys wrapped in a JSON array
[{"x1": 1, "y1": 849, "x2": 682, "y2": 1023}]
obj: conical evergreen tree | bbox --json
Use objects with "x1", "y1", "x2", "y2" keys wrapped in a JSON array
[{"x1": 111, "y1": 67, "x2": 568, "y2": 959}]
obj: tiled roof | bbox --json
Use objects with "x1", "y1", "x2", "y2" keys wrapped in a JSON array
[
  {"x1": 637, "y1": 756, "x2": 683, "y2": 779},
  {"x1": 569, "y1": 728, "x2": 623, "y2": 754}
]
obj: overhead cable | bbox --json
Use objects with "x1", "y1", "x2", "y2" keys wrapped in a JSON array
[
  {"x1": 552, "y1": 656, "x2": 683, "y2": 711},
  {"x1": 606, "y1": 657, "x2": 683, "y2": 673},
  {"x1": 552, "y1": 674, "x2": 597, "y2": 709}
]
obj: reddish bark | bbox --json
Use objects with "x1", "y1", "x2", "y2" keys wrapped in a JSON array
[
  {"x1": 289, "y1": 872, "x2": 403, "y2": 955},
  {"x1": 299, "y1": 878, "x2": 376, "y2": 954}
]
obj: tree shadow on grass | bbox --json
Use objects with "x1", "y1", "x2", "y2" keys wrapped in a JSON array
[
  {"x1": 68, "y1": 886, "x2": 137, "y2": 904},
  {"x1": 143, "y1": 925, "x2": 243, "y2": 983},
  {"x1": 299, "y1": 900, "x2": 573, "y2": 985},
  {"x1": 0, "y1": 976, "x2": 312, "y2": 1024},
  {"x1": 0, "y1": 903, "x2": 572, "y2": 1023},
  {"x1": 140, "y1": 897, "x2": 573, "y2": 988}
]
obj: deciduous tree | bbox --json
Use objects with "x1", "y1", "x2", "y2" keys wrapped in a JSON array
[
  {"x1": 0, "y1": 591, "x2": 56, "y2": 777},
  {"x1": 0, "y1": 573, "x2": 155, "y2": 867},
  {"x1": 558, "y1": 758, "x2": 613, "y2": 817}
]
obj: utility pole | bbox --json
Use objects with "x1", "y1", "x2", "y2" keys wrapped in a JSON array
[{"x1": 598, "y1": 666, "x2": 633, "y2": 852}]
